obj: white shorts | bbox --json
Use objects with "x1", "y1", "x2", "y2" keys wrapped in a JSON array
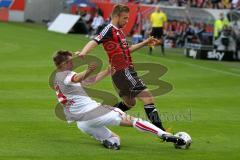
[{"x1": 76, "y1": 106, "x2": 125, "y2": 141}]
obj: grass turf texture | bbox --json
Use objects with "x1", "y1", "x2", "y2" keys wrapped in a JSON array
[{"x1": 0, "y1": 22, "x2": 240, "y2": 160}]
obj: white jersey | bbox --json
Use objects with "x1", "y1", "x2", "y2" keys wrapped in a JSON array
[{"x1": 54, "y1": 70, "x2": 100, "y2": 114}]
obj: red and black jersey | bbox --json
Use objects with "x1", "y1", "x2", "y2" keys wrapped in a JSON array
[{"x1": 93, "y1": 23, "x2": 133, "y2": 71}]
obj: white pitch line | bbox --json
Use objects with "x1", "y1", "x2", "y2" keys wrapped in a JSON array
[
  {"x1": 161, "y1": 58, "x2": 240, "y2": 78},
  {"x1": 230, "y1": 68, "x2": 240, "y2": 73}
]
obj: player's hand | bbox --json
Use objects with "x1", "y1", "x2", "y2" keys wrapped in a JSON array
[
  {"x1": 107, "y1": 65, "x2": 116, "y2": 76},
  {"x1": 74, "y1": 50, "x2": 85, "y2": 59},
  {"x1": 87, "y1": 63, "x2": 97, "y2": 72},
  {"x1": 146, "y1": 36, "x2": 161, "y2": 46}
]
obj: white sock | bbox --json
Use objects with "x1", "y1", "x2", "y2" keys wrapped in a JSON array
[{"x1": 133, "y1": 119, "x2": 169, "y2": 137}]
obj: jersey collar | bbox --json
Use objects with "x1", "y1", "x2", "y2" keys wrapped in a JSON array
[{"x1": 110, "y1": 23, "x2": 119, "y2": 30}]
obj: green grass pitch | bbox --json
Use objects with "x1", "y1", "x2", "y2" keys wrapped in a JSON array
[{"x1": 0, "y1": 22, "x2": 240, "y2": 160}]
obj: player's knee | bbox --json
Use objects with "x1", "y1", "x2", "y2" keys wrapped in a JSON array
[
  {"x1": 146, "y1": 96, "x2": 154, "y2": 104},
  {"x1": 142, "y1": 92, "x2": 154, "y2": 104},
  {"x1": 139, "y1": 96, "x2": 154, "y2": 104}
]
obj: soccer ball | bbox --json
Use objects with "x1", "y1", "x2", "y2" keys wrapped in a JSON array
[{"x1": 174, "y1": 132, "x2": 192, "y2": 149}]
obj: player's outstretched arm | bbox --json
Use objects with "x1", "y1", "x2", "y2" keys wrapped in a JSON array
[
  {"x1": 75, "y1": 40, "x2": 98, "y2": 58},
  {"x1": 82, "y1": 66, "x2": 115, "y2": 86},
  {"x1": 129, "y1": 36, "x2": 160, "y2": 53},
  {"x1": 71, "y1": 63, "x2": 97, "y2": 83}
]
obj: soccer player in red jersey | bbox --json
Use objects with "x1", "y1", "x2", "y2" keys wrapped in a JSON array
[{"x1": 76, "y1": 4, "x2": 166, "y2": 131}]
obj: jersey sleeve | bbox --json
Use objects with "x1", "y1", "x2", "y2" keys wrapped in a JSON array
[
  {"x1": 93, "y1": 24, "x2": 112, "y2": 44},
  {"x1": 150, "y1": 13, "x2": 153, "y2": 23},
  {"x1": 163, "y1": 13, "x2": 167, "y2": 23},
  {"x1": 63, "y1": 71, "x2": 77, "y2": 85}
]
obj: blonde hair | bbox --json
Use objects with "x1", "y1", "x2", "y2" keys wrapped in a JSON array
[{"x1": 111, "y1": 4, "x2": 130, "y2": 17}]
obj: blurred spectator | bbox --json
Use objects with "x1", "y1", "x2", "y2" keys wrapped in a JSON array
[
  {"x1": 111, "y1": 0, "x2": 128, "y2": 3},
  {"x1": 71, "y1": 10, "x2": 91, "y2": 34},
  {"x1": 211, "y1": 0, "x2": 221, "y2": 8},
  {"x1": 195, "y1": 23, "x2": 206, "y2": 43},
  {"x1": 87, "y1": 12, "x2": 104, "y2": 38},
  {"x1": 153, "y1": 0, "x2": 161, "y2": 4},
  {"x1": 221, "y1": 0, "x2": 231, "y2": 9},
  {"x1": 141, "y1": 18, "x2": 152, "y2": 39},
  {"x1": 164, "y1": 20, "x2": 188, "y2": 47},
  {"x1": 231, "y1": 0, "x2": 240, "y2": 8},
  {"x1": 80, "y1": 11, "x2": 93, "y2": 33},
  {"x1": 96, "y1": 6, "x2": 103, "y2": 16},
  {"x1": 214, "y1": 26, "x2": 237, "y2": 53},
  {"x1": 203, "y1": 0, "x2": 213, "y2": 8},
  {"x1": 82, "y1": 11, "x2": 92, "y2": 24},
  {"x1": 110, "y1": 0, "x2": 240, "y2": 9},
  {"x1": 196, "y1": 0, "x2": 205, "y2": 7},
  {"x1": 108, "y1": 0, "x2": 239, "y2": 9},
  {"x1": 161, "y1": 20, "x2": 214, "y2": 47},
  {"x1": 189, "y1": 0, "x2": 197, "y2": 7},
  {"x1": 231, "y1": 21, "x2": 240, "y2": 36},
  {"x1": 230, "y1": 21, "x2": 240, "y2": 58},
  {"x1": 178, "y1": 0, "x2": 187, "y2": 6},
  {"x1": 145, "y1": 0, "x2": 154, "y2": 4},
  {"x1": 183, "y1": 22, "x2": 198, "y2": 43},
  {"x1": 164, "y1": 20, "x2": 177, "y2": 47},
  {"x1": 214, "y1": 13, "x2": 229, "y2": 39}
]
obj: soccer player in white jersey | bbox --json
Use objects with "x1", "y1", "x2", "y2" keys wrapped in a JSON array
[{"x1": 52, "y1": 50, "x2": 185, "y2": 150}]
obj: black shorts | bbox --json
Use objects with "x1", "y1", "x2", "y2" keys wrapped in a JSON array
[
  {"x1": 151, "y1": 27, "x2": 163, "y2": 39},
  {"x1": 112, "y1": 67, "x2": 147, "y2": 98}
]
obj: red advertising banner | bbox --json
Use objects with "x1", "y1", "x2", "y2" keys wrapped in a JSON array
[
  {"x1": 0, "y1": 8, "x2": 9, "y2": 21},
  {"x1": 10, "y1": 0, "x2": 25, "y2": 11}
]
